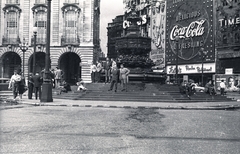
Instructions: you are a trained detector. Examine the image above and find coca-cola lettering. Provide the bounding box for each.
[170,19,206,40]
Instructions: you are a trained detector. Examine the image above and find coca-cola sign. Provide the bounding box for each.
[170,19,206,40]
[166,0,214,64]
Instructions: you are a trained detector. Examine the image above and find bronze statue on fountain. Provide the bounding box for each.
[115,3,154,74]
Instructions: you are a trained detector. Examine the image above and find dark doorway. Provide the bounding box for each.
[59,52,81,85]
[1,52,21,78]
[29,52,46,74]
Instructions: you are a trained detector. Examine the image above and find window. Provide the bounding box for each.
[6,0,19,4]
[65,0,78,3]
[32,5,47,44]
[35,11,47,44]
[35,0,46,4]
[62,5,80,45]
[65,10,77,43]
[3,6,21,45]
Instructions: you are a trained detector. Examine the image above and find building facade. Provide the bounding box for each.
[107,15,125,59]
[215,0,240,74]
[0,0,100,84]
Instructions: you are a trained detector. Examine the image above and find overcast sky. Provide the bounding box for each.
[100,0,124,55]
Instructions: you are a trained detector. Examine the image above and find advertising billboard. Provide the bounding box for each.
[166,0,215,65]
[214,74,240,92]
[149,1,166,69]
[215,0,240,48]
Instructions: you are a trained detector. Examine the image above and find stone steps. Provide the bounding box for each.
[0,83,236,103]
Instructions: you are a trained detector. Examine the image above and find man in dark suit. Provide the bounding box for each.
[103,58,112,83]
[32,72,42,100]
[108,66,119,92]
[28,73,34,99]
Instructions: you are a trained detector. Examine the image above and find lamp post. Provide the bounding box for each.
[33,26,37,75]
[19,38,29,76]
[200,48,208,86]
[175,35,180,85]
[41,0,53,102]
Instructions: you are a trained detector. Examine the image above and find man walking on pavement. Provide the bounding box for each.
[8,70,21,100]
[28,73,34,99]
[32,72,42,100]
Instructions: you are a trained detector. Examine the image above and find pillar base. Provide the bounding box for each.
[40,82,53,102]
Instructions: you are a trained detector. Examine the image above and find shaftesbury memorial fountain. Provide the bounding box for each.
[115,4,154,77]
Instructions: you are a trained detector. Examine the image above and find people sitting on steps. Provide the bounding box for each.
[76,79,87,91]
[179,80,194,99]
[59,80,71,94]
[205,80,216,96]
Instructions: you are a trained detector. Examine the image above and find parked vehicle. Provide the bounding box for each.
[192,83,205,92]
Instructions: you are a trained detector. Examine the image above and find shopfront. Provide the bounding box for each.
[166,63,215,85]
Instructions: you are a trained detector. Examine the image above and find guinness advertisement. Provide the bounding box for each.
[166,0,215,66]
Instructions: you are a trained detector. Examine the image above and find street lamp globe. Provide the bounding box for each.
[33,26,38,33]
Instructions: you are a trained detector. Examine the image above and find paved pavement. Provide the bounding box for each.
[1,94,240,110]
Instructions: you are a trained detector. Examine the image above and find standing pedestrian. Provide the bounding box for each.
[90,61,97,83]
[28,73,34,99]
[96,60,102,83]
[55,67,63,88]
[110,58,117,82]
[32,72,42,100]
[51,69,56,88]
[219,79,226,96]
[8,70,22,100]
[103,58,112,83]
[111,58,117,68]
[18,72,26,100]
[108,66,119,92]
[119,64,130,92]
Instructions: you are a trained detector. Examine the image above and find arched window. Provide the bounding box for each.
[61,5,80,46]
[2,5,21,45]
[235,32,240,43]
[32,5,47,44]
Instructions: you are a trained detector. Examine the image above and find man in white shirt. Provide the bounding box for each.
[219,79,226,96]
[8,70,21,99]
[96,60,102,83]
[90,61,97,83]
[55,67,63,88]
